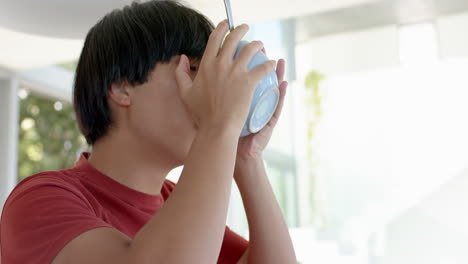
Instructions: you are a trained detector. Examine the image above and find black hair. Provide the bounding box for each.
[73,0,214,145]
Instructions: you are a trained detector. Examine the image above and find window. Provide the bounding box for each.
[17,88,88,182]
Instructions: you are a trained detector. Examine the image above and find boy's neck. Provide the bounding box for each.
[87,130,174,196]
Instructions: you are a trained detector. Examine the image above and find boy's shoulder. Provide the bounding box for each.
[3,168,81,207]
[14,168,79,192]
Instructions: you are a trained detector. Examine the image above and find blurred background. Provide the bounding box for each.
[1,0,468,263]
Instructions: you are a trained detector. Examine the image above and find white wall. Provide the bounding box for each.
[295,24,400,239]
[316,57,468,239]
[295,20,468,250]
[438,11,468,60]
[384,170,468,264]
[295,25,399,78]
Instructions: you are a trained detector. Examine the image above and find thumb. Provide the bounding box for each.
[175,54,192,97]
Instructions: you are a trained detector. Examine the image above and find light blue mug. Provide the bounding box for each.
[234,40,279,137]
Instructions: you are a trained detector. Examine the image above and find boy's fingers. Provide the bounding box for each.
[236,41,264,69]
[218,24,249,61]
[276,59,286,83]
[203,20,229,60]
[175,55,192,97]
[249,59,276,83]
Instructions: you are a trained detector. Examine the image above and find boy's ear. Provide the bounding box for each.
[109,82,131,107]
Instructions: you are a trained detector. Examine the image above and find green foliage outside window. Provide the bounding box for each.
[304,70,325,227]
[17,89,89,182]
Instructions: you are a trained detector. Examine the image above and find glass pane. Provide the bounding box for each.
[17,88,89,182]
[265,157,299,227]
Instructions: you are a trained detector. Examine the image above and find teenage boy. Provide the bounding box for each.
[0,1,296,263]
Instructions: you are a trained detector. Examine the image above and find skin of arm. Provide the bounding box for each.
[234,59,297,264]
[235,157,297,264]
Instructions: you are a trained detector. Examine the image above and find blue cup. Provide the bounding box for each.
[234,40,279,137]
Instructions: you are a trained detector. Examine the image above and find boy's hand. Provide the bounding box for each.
[175,21,277,135]
[235,59,288,162]
[232,59,296,263]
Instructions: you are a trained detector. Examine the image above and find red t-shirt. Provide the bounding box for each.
[0,153,248,264]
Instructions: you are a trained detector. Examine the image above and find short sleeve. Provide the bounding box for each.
[218,226,249,264]
[0,176,112,264]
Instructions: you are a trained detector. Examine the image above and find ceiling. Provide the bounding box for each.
[0,26,84,70]
[0,0,377,39]
[0,0,377,70]
[1,0,468,70]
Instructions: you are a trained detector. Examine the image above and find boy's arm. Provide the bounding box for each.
[232,58,296,264]
[234,157,297,264]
